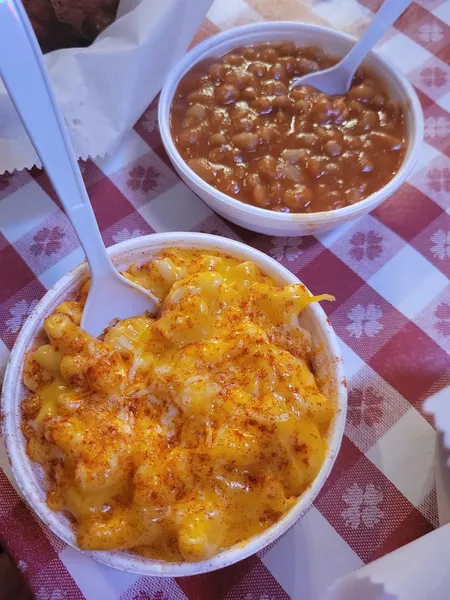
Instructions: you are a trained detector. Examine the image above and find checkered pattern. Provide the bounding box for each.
[0,1,449,598]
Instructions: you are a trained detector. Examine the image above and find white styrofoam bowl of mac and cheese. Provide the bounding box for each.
[2,232,346,576]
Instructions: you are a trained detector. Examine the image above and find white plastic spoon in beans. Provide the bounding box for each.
[290,0,412,95]
[0,0,159,338]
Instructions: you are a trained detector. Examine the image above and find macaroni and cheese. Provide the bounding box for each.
[21,249,334,562]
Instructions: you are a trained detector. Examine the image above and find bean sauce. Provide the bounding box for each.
[170,43,407,213]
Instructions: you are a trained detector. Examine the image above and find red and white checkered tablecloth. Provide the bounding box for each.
[1,0,450,598]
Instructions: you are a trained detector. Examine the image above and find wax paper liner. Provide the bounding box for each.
[0,0,213,173]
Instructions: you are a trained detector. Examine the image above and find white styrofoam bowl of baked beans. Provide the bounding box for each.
[2,232,346,576]
[159,22,423,236]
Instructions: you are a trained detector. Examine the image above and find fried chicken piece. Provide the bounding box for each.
[50,0,119,42]
[23,0,88,52]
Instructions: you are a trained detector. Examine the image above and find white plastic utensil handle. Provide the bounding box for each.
[0,0,116,280]
[338,0,412,81]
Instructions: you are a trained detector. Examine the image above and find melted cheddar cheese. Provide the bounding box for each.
[21,249,334,562]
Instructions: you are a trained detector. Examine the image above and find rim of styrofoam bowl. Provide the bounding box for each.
[2,232,346,576]
[158,22,424,236]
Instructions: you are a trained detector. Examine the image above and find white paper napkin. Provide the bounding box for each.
[323,386,450,600]
[324,523,450,600]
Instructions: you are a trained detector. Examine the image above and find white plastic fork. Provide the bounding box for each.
[290,0,412,95]
[0,0,159,338]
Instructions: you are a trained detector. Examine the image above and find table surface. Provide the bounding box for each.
[1,0,449,598]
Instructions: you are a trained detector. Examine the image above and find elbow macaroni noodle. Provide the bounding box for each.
[21,249,334,562]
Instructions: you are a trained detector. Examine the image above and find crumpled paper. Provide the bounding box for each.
[0,0,213,173]
[324,523,450,600]
[323,386,450,600]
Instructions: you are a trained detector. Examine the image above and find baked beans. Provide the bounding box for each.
[170,43,407,213]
